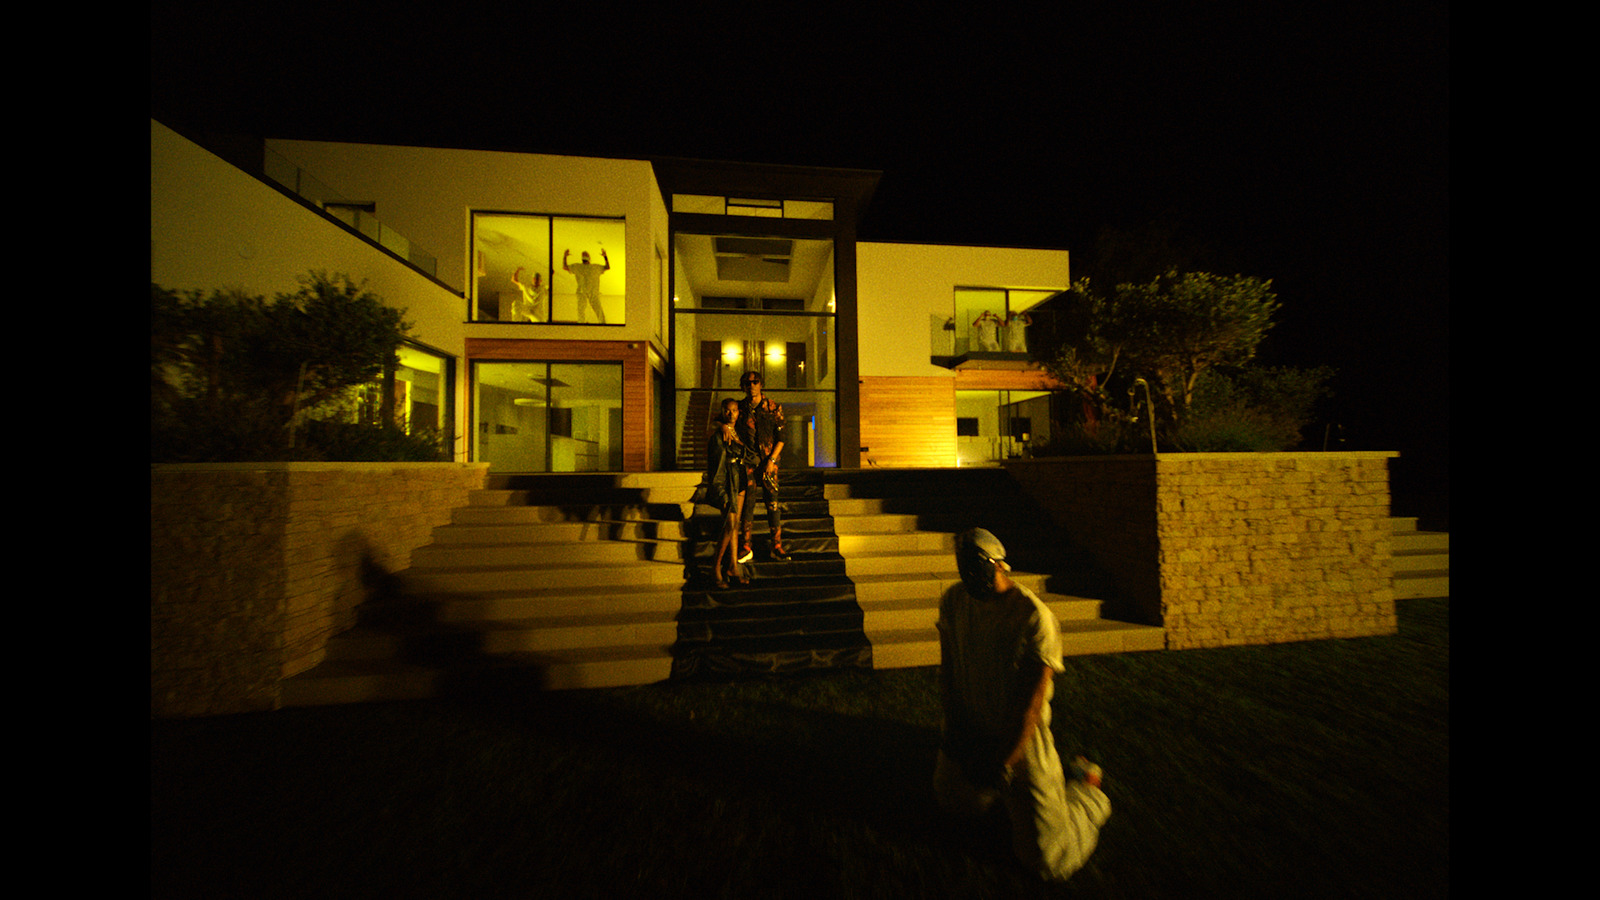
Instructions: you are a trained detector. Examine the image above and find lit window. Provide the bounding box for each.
[472,213,625,325]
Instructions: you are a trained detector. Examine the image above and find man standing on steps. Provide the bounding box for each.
[735,370,787,562]
[934,528,1110,882]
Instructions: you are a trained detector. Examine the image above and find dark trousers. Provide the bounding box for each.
[739,468,781,551]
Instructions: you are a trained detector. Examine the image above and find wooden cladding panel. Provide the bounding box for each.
[858,376,956,468]
[953,367,1065,392]
[465,339,654,472]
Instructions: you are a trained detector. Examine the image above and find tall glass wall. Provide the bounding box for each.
[472,361,623,472]
[955,389,1053,466]
[344,343,452,450]
[672,232,837,468]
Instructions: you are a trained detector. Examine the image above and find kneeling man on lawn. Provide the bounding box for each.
[934,528,1111,882]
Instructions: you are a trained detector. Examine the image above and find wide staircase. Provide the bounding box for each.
[1392,517,1449,599]
[822,468,1166,667]
[278,469,1156,707]
[674,468,873,678]
[282,473,700,706]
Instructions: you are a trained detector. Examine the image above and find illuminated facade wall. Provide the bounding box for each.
[152,119,1076,472]
[854,242,1071,466]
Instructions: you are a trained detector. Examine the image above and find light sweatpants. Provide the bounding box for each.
[934,749,1112,881]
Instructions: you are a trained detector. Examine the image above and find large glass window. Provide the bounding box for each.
[472,213,626,325]
[672,232,838,468]
[472,361,623,472]
[671,194,833,221]
[393,345,449,437]
[343,343,453,451]
[956,389,1053,466]
[949,287,1055,356]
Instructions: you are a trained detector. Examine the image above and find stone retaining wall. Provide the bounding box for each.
[1005,452,1398,650]
[150,462,488,717]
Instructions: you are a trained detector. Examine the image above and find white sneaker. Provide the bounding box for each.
[737,549,753,564]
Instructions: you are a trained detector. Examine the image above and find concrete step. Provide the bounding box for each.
[1389,517,1447,599]
[841,550,1047,581]
[411,540,677,569]
[858,591,1105,633]
[452,501,687,523]
[426,584,686,623]
[1392,550,1448,574]
[474,611,679,654]
[1393,530,1448,552]
[1395,574,1448,599]
[829,512,923,534]
[281,643,677,706]
[866,617,1167,669]
[433,518,690,544]
[397,559,685,594]
[837,531,953,555]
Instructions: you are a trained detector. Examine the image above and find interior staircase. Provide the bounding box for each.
[676,390,714,472]
[1392,517,1450,599]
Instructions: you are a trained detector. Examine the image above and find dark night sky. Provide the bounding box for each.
[151,3,1448,505]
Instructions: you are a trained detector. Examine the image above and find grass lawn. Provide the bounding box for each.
[151,598,1447,899]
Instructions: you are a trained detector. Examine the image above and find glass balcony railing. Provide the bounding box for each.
[930,304,1062,363]
[263,148,439,278]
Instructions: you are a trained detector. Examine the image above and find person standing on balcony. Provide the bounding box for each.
[1005,310,1032,352]
[974,310,1003,351]
[934,528,1111,883]
[563,248,610,324]
[736,371,788,562]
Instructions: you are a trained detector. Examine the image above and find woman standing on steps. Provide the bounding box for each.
[706,398,753,589]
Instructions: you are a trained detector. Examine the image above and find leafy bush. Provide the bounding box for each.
[293,421,446,462]
[1034,417,1132,456]
[1173,365,1335,451]
[151,272,434,463]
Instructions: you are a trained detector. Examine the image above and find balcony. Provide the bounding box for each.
[929,300,1062,371]
[262,148,440,279]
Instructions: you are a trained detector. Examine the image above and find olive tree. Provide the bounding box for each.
[1038,269,1292,447]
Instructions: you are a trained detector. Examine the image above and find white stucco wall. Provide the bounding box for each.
[151,121,469,354]
[263,138,670,350]
[151,120,472,457]
[855,241,1071,378]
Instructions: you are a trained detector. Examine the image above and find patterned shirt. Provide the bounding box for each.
[737,395,784,457]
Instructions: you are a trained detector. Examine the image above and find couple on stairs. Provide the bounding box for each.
[706,371,789,589]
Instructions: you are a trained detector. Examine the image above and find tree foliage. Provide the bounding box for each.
[151,272,435,462]
[1036,269,1330,452]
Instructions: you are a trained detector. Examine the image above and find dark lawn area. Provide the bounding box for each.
[151,598,1447,899]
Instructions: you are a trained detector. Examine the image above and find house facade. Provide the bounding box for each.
[150,118,1071,472]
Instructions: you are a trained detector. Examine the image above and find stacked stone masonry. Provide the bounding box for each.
[1005,452,1399,651]
[151,463,488,717]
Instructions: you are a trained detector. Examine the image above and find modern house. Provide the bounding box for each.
[151,118,1425,714]
[151,118,1072,472]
